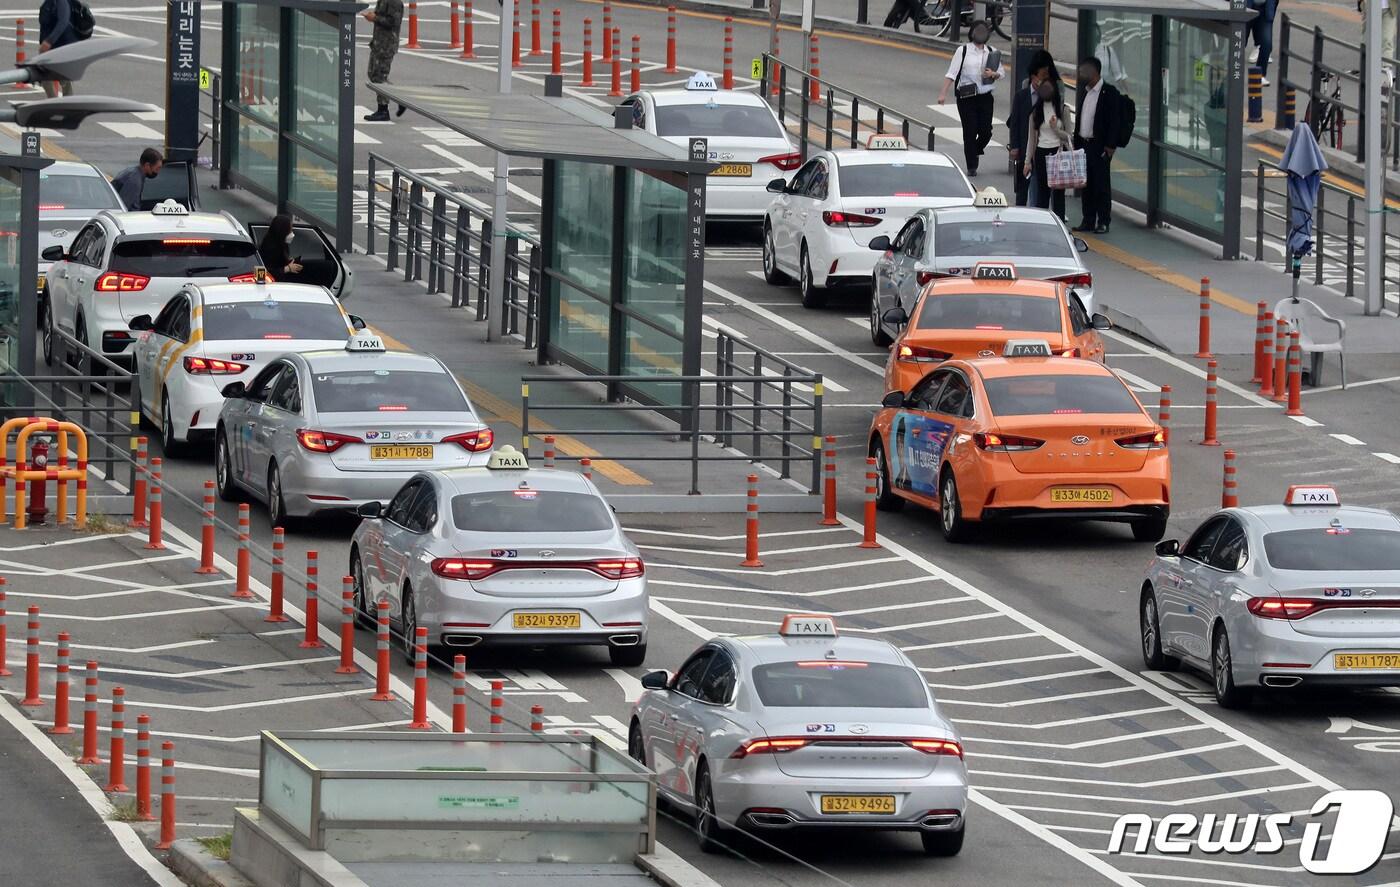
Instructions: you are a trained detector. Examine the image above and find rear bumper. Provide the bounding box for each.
[966,468,1170,522]
[1231,618,1400,687]
[421,577,649,650]
[706,182,776,220]
[712,762,968,830]
[280,454,490,517]
[979,504,1169,524]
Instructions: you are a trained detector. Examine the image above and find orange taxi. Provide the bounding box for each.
[867,340,1170,543]
[880,262,1110,396]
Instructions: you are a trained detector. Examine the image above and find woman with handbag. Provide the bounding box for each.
[1023,77,1072,221]
[937,20,1003,176]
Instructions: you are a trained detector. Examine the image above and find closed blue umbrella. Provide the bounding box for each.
[1280,122,1327,272]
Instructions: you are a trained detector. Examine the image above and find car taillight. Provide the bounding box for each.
[759,152,803,171]
[442,428,495,452]
[1059,347,1081,357]
[184,356,247,375]
[228,271,274,283]
[907,739,963,758]
[1115,429,1166,450]
[822,210,881,228]
[973,432,1044,452]
[591,558,645,580]
[896,344,951,363]
[1053,272,1093,288]
[1247,597,1321,620]
[95,272,150,292]
[432,557,643,580]
[916,270,950,286]
[432,559,500,580]
[295,429,361,453]
[730,737,808,758]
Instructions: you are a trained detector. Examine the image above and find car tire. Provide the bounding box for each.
[921,821,965,856]
[75,316,96,375]
[351,548,374,628]
[695,764,728,855]
[1211,625,1252,709]
[799,244,826,309]
[267,462,298,531]
[41,297,54,367]
[1139,588,1180,671]
[215,430,241,502]
[938,469,971,543]
[609,642,647,668]
[871,440,904,512]
[762,223,789,285]
[1131,515,1169,542]
[870,280,893,347]
[160,391,183,458]
[400,585,420,665]
[628,720,647,767]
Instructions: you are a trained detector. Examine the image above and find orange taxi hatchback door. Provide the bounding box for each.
[913,290,1066,359]
[983,372,1155,474]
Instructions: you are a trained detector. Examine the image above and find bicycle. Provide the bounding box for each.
[925,0,1010,41]
[1304,69,1347,150]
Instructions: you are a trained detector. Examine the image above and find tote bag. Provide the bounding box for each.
[1046,148,1087,190]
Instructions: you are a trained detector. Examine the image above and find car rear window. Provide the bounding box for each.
[653,104,784,139]
[110,238,258,278]
[1262,528,1400,571]
[202,300,348,342]
[39,174,121,210]
[915,293,1061,333]
[935,219,1073,258]
[451,490,614,532]
[839,164,972,199]
[984,374,1142,416]
[751,662,929,708]
[310,370,469,413]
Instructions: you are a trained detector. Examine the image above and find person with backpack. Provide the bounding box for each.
[1073,56,1122,235]
[38,0,91,97]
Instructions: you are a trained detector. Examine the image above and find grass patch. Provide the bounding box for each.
[196,833,232,861]
[108,800,142,822]
[78,512,123,534]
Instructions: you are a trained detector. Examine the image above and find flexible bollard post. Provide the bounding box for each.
[410,627,431,729]
[1272,319,1288,404]
[452,655,468,733]
[741,474,763,568]
[1195,278,1212,358]
[267,527,288,622]
[450,0,461,47]
[1202,360,1220,446]
[337,578,357,674]
[195,481,218,574]
[490,679,504,732]
[530,703,544,733]
[21,605,40,706]
[809,34,821,102]
[406,1,420,48]
[531,0,543,55]
[372,601,393,701]
[1247,66,1263,122]
[156,741,176,849]
[512,0,522,67]
[1283,85,1297,129]
[461,0,474,58]
[233,504,254,599]
[1286,331,1304,416]
[130,437,148,529]
[106,686,128,792]
[821,434,838,526]
[1158,385,1172,444]
[631,34,640,94]
[0,581,10,677]
[145,457,164,550]
[77,661,100,764]
[551,9,561,75]
[1222,450,1239,508]
[1251,301,1267,384]
[722,17,734,89]
[665,6,678,73]
[1259,311,1277,396]
[51,631,72,734]
[543,435,555,468]
[609,29,622,97]
[13,20,25,90]
[136,714,154,820]
[860,457,880,549]
[582,18,594,85]
[580,457,593,481]
[771,32,781,96]
[301,551,322,649]
[602,1,612,61]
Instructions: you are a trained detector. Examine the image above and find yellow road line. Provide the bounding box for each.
[1083,236,1258,317]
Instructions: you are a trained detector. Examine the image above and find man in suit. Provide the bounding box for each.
[1074,56,1121,234]
[1007,51,1054,206]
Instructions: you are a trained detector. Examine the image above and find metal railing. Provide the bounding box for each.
[366,153,541,345]
[198,67,222,170]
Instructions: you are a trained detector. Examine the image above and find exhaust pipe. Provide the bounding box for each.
[444,635,482,647]
[1262,675,1302,688]
[609,634,641,646]
[747,812,796,827]
[922,813,961,828]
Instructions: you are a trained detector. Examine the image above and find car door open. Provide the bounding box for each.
[249,223,352,300]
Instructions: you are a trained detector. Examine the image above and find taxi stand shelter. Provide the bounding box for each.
[371,79,717,413]
[1056,0,1255,259]
[0,148,52,378]
[217,0,364,252]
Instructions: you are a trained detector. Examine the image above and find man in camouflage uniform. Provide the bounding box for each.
[363,0,405,122]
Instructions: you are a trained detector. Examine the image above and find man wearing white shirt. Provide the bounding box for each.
[1074,57,1122,234]
[936,20,1004,176]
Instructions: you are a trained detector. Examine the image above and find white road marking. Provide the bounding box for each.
[1289,414,1324,427]
[1329,432,1366,445]
[1112,367,1157,393]
[604,668,644,704]
[928,666,1107,691]
[920,652,1078,672]
[98,121,163,140]
[703,280,888,377]
[1375,452,1400,464]
[646,575,930,597]
[1103,330,1279,408]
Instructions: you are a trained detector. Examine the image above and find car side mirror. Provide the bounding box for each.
[1074,237,1089,253]
[1091,313,1112,331]
[882,306,909,326]
[1155,539,1180,557]
[640,670,670,690]
[881,390,905,408]
[41,245,64,261]
[127,314,152,331]
[766,177,787,194]
[348,314,366,331]
[869,235,892,252]
[357,500,383,519]
[220,381,247,399]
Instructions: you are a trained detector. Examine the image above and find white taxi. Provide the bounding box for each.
[622,72,800,221]
[763,135,974,308]
[130,273,364,453]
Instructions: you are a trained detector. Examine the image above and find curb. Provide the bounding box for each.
[1100,302,1173,354]
[168,840,256,887]
[637,844,724,887]
[1252,127,1400,201]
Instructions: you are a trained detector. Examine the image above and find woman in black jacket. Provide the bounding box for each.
[258,215,306,282]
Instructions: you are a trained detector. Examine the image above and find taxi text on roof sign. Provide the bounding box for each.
[152,198,189,216]
[972,187,1008,208]
[345,333,386,353]
[866,134,908,150]
[973,261,1016,280]
[488,445,529,470]
[779,614,838,637]
[1285,484,1340,506]
[686,71,718,91]
[1003,339,1052,358]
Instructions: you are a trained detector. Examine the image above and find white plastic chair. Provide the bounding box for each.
[1274,297,1346,388]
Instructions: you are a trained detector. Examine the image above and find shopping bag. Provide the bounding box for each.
[1046,148,1087,190]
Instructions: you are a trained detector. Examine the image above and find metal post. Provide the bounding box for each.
[1347,194,1357,299]
[488,0,514,340]
[387,170,402,271]
[1275,14,1291,128]
[1366,0,1385,314]
[367,155,377,256]
[1254,161,1265,261]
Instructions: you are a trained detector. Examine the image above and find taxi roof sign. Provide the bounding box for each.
[972,187,1008,208]
[686,71,718,91]
[1003,339,1052,358]
[487,445,529,470]
[973,261,1016,281]
[1285,484,1340,506]
[866,134,907,150]
[345,333,386,353]
[779,614,838,637]
[151,199,189,216]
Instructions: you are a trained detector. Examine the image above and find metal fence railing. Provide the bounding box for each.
[713,327,824,486]
[366,153,541,346]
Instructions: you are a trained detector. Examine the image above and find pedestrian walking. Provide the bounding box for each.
[1023,76,1071,221]
[1073,56,1121,235]
[1247,0,1279,85]
[882,0,936,32]
[363,0,407,122]
[937,19,1003,177]
[1007,50,1055,206]
[38,0,80,97]
[110,148,163,212]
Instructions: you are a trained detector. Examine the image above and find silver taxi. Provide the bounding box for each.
[1141,484,1400,708]
[630,615,967,855]
[348,446,648,666]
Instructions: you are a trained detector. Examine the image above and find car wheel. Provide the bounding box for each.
[628,720,647,767]
[799,244,826,309]
[75,317,96,375]
[762,223,789,285]
[870,281,893,347]
[1139,589,1180,671]
[871,440,904,512]
[609,642,647,668]
[1132,515,1169,542]
[41,297,54,366]
[267,462,297,531]
[215,430,240,501]
[1211,625,1252,709]
[921,821,965,856]
[351,548,374,628]
[160,391,183,458]
[938,469,970,543]
[695,764,728,854]
[400,586,420,665]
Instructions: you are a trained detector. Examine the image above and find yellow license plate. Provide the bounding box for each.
[712,163,752,177]
[1334,653,1400,670]
[37,274,45,291]
[820,794,896,815]
[513,612,581,630]
[1050,487,1113,503]
[370,445,433,460]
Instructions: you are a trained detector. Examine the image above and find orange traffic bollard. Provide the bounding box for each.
[1286,331,1304,416]
[544,435,555,468]
[409,627,431,729]
[372,600,394,701]
[233,504,253,599]
[821,434,838,526]
[1202,360,1220,446]
[14,20,25,91]
[722,17,734,89]
[1251,301,1267,384]
[809,34,821,102]
[21,605,40,706]
[1195,277,1212,358]
[1222,449,1239,508]
[490,679,504,732]
[197,481,218,574]
[145,457,164,550]
[406,1,420,49]
[602,0,612,61]
[1272,319,1288,404]
[267,527,288,622]
[337,577,357,674]
[741,474,763,567]
[860,457,880,549]
[130,436,148,529]
[531,703,544,733]
[106,686,128,792]
[301,551,322,649]
[531,0,543,55]
[665,6,678,73]
[581,457,593,480]
[512,0,522,68]
[582,18,594,85]
[77,661,100,764]
[1158,385,1172,444]
[450,0,461,48]
[771,32,781,96]
[631,34,640,94]
[156,741,176,850]
[452,654,468,733]
[51,631,72,734]
[551,9,561,75]
[1259,310,1276,396]
[461,0,475,58]
[609,30,622,97]
[136,713,154,820]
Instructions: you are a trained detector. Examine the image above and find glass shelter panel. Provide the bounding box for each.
[292,10,339,153]
[1161,18,1227,240]
[1086,11,1152,208]
[289,142,338,223]
[231,3,281,191]
[0,174,19,372]
[550,161,614,371]
[623,169,686,403]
